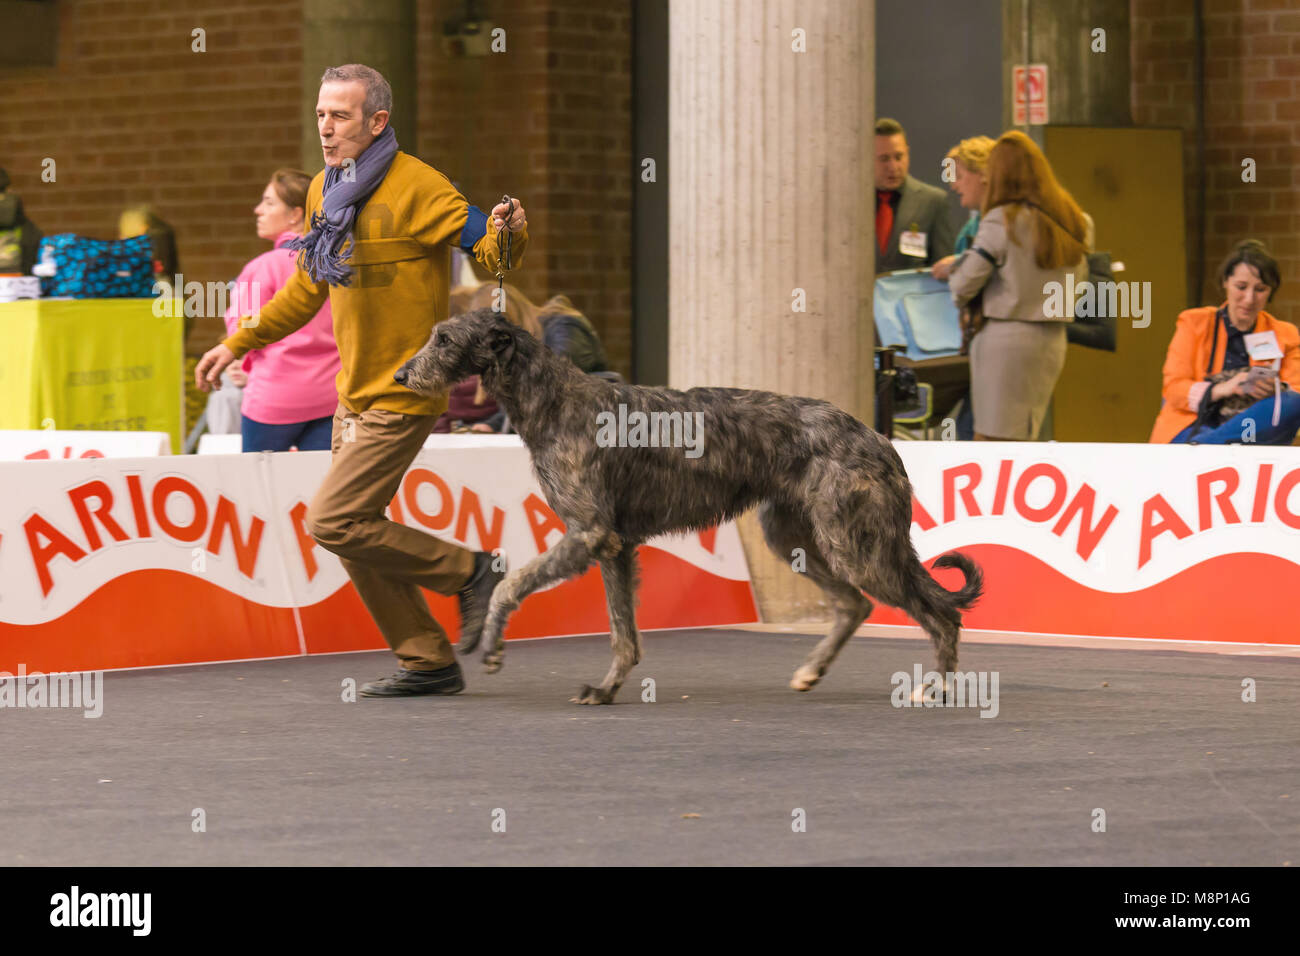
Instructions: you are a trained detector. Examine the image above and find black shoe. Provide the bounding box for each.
[457,551,505,654]
[359,662,465,697]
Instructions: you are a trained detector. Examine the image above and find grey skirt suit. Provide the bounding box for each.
[948,204,1093,440]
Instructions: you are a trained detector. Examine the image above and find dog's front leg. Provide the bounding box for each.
[573,546,641,705]
[481,531,597,673]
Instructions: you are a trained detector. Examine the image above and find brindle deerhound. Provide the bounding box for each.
[395,308,983,705]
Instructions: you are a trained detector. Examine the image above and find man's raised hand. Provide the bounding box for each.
[491,198,527,232]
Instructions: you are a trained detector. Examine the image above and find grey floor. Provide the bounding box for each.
[4,629,1298,866]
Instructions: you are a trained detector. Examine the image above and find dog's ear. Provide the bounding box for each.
[489,324,517,367]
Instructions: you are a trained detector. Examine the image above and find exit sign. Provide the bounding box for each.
[1013,64,1049,125]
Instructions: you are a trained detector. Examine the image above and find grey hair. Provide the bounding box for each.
[320,64,392,119]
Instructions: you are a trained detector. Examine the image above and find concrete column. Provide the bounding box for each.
[300,0,418,174]
[668,0,876,622]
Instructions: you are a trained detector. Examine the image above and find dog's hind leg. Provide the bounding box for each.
[893,565,962,675]
[856,552,964,699]
[480,529,606,673]
[572,544,642,705]
[757,502,873,692]
[788,575,873,693]
[797,466,972,687]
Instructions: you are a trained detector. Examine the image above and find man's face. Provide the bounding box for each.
[875,133,909,191]
[316,81,386,168]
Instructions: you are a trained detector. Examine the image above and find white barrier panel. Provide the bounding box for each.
[0,444,759,673]
[197,433,528,454]
[874,441,1300,645]
[0,430,171,460]
[197,433,243,455]
[423,434,528,448]
[6,436,1285,673]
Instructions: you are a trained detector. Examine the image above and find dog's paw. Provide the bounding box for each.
[909,675,954,704]
[789,665,821,692]
[569,684,614,705]
[482,652,504,674]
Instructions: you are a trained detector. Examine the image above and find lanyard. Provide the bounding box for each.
[495,194,515,311]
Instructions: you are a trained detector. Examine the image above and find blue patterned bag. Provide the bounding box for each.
[36,233,155,298]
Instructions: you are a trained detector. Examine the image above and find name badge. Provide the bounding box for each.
[899,229,927,259]
[1244,330,1283,361]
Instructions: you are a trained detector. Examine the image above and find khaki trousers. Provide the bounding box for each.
[306,402,476,670]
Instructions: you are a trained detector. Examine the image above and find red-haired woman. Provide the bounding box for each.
[948,130,1093,441]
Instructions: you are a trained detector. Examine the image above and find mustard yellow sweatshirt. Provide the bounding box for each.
[222,151,528,416]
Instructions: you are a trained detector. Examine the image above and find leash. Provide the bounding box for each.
[495,194,515,312]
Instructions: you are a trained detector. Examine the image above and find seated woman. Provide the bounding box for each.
[433,283,613,434]
[120,204,181,328]
[1150,239,1300,445]
[433,282,545,434]
[537,293,610,373]
[431,284,489,432]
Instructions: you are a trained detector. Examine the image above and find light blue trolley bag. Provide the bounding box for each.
[873,268,963,362]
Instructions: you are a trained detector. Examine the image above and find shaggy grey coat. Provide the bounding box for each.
[396,308,983,704]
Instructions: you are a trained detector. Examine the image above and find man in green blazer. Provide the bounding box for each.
[874,118,957,273]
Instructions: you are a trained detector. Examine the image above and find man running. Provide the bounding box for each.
[196,63,528,698]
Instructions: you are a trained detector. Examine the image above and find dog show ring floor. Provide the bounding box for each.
[5,627,1298,866]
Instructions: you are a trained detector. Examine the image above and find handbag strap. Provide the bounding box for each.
[1189,309,1231,440]
[1204,306,1227,376]
[1021,200,1088,244]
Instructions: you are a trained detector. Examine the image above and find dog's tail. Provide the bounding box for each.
[922,550,984,612]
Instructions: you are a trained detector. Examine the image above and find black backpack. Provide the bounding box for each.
[1068,251,1118,351]
[0,192,41,275]
[542,311,609,373]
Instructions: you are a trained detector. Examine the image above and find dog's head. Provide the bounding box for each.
[394,307,523,396]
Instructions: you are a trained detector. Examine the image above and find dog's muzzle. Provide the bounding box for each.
[393,367,409,385]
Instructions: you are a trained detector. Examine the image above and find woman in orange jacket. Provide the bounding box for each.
[1150,240,1300,445]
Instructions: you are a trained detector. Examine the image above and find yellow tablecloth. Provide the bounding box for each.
[0,299,183,453]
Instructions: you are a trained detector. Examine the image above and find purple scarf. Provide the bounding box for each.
[287,126,399,286]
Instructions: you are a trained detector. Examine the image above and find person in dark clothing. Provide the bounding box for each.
[0,168,43,276]
[539,295,608,373]
[120,205,184,336]
[432,283,613,434]
[874,118,957,273]
[433,282,543,433]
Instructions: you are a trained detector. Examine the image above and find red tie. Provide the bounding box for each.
[876,190,896,256]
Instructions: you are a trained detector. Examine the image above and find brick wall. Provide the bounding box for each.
[1131,0,1300,328]
[417,0,633,375]
[0,0,304,353]
[0,0,633,373]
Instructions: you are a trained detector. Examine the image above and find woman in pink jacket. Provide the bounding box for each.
[222,168,339,451]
